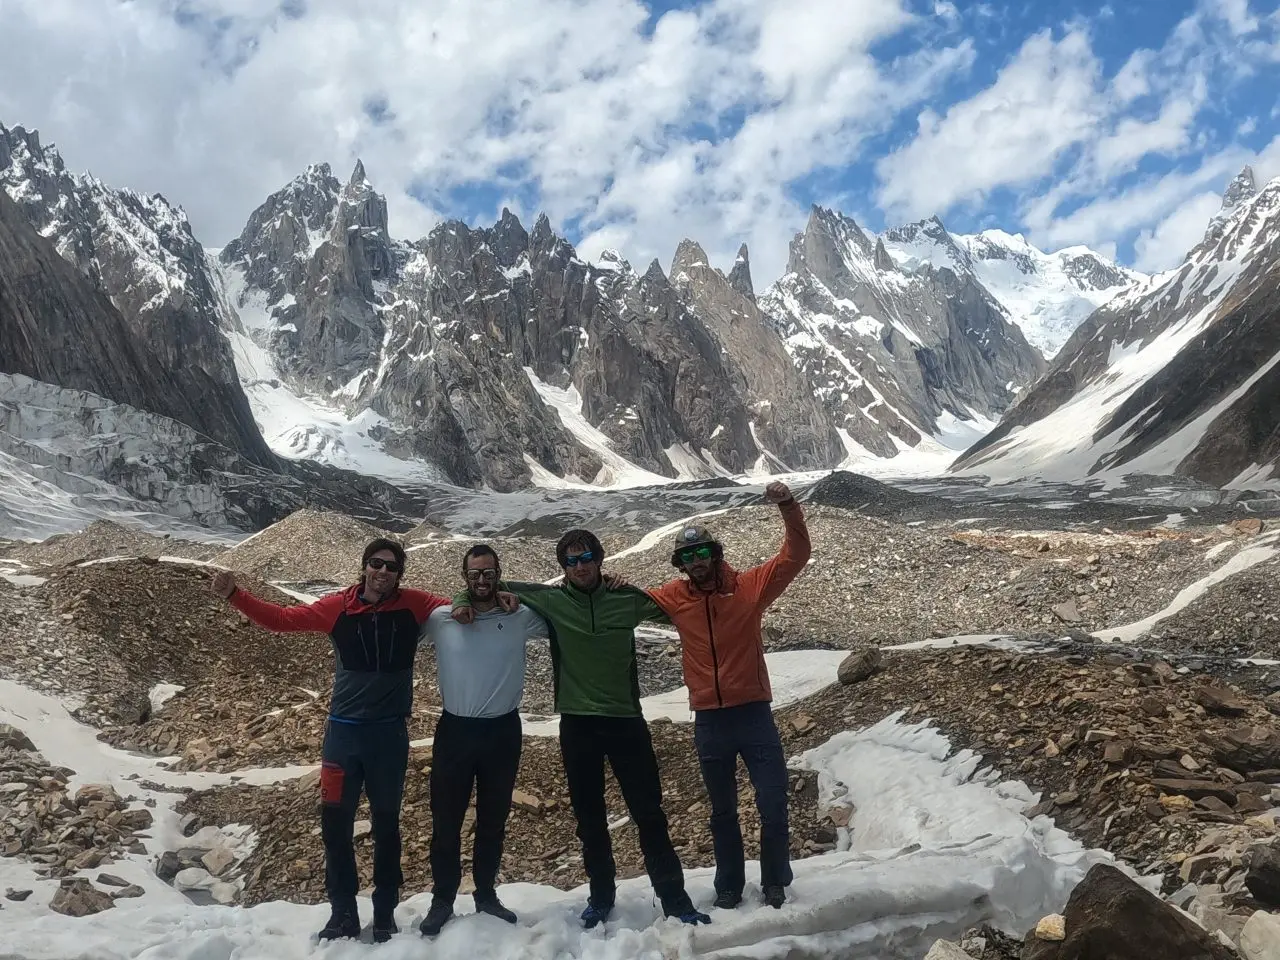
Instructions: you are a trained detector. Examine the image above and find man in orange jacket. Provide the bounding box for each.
[645,480,810,911]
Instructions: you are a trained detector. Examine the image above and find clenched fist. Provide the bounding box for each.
[764,481,794,504]
[211,570,237,599]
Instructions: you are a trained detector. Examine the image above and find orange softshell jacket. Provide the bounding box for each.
[648,501,811,711]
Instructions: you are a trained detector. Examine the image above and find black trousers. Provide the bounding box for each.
[429,709,522,902]
[559,713,693,916]
[694,701,793,895]
[320,718,409,916]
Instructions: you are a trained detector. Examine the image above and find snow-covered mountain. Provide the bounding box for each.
[953,231,1142,357]
[218,165,848,490]
[760,208,1048,460]
[0,123,274,467]
[953,167,1280,490]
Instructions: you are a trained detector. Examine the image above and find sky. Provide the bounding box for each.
[2,0,1279,286]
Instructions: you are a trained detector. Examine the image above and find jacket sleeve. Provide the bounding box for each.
[229,588,345,634]
[644,582,679,621]
[402,588,451,625]
[626,586,670,626]
[740,500,811,609]
[520,606,552,640]
[453,581,556,620]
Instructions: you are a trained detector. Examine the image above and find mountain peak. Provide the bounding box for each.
[1204,165,1261,243]
[1223,165,1257,211]
[349,159,368,187]
[670,238,710,279]
[727,243,754,299]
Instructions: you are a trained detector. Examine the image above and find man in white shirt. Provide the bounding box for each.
[417,544,547,937]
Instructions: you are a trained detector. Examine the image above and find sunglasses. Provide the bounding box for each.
[465,569,499,581]
[563,551,597,567]
[677,545,716,565]
[366,558,402,573]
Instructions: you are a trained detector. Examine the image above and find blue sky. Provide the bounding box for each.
[3,0,1279,282]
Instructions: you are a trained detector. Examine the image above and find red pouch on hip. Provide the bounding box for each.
[320,761,345,806]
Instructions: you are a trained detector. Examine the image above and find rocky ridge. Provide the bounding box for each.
[0,123,273,465]
[955,167,1280,490]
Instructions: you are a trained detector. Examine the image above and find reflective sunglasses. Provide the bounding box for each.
[677,544,716,565]
[465,569,500,581]
[366,558,402,573]
[563,550,597,567]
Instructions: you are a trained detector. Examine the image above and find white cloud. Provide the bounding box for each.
[0,0,976,284]
[1132,191,1222,271]
[875,29,1105,219]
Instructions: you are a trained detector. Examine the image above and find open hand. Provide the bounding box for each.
[451,605,476,625]
[498,591,519,613]
[211,570,236,599]
[602,572,632,591]
[764,481,793,504]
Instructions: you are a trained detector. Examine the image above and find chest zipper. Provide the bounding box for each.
[705,596,723,708]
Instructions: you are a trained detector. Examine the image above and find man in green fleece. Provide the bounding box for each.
[453,528,710,929]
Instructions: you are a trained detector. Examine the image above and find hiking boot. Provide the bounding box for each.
[317,906,361,941]
[763,885,786,909]
[418,898,454,937]
[713,890,743,910]
[580,899,613,929]
[371,910,398,944]
[475,894,517,924]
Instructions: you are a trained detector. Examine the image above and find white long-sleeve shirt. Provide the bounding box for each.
[422,605,549,718]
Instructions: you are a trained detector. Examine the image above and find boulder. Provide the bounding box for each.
[49,878,115,917]
[1020,863,1235,959]
[924,942,971,960]
[1204,727,1280,776]
[1240,910,1280,960]
[1197,685,1250,717]
[1245,841,1280,907]
[838,648,882,685]
[112,884,146,900]
[0,723,37,752]
[155,851,181,882]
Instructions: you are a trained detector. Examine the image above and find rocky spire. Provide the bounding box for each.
[1222,166,1258,212]
[727,244,754,300]
[1204,166,1260,243]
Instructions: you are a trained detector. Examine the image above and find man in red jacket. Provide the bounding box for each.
[210,538,513,944]
[645,481,810,910]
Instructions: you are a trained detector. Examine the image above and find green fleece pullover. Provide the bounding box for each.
[453,581,667,717]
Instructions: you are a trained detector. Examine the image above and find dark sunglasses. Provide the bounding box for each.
[677,545,716,564]
[465,569,499,581]
[366,558,402,573]
[563,550,597,567]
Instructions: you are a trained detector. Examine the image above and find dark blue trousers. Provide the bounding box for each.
[319,717,409,916]
[694,701,793,896]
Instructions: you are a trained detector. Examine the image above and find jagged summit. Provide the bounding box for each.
[727,243,754,299]
[1204,165,1260,243]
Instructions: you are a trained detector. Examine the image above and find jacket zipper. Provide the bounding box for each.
[589,592,596,633]
[373,611,380,672]
[704,595,723,707]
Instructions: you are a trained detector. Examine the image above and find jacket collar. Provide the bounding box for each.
[681,561,739,597]
[346,582,400,612]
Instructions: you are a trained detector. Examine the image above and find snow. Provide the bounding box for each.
[954,270,1247,487]
[1094,530,1280,643]
[1103,344,1280,480]
[0,670,1112,960]
[521,367,676,489]
[216,264,447,485]
[149,683,186,713]
[956,232,1141,358]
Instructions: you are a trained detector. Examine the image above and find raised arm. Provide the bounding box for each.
[212,570,346,634]
[740,482,811,608]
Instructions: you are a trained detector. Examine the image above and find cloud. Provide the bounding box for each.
[875,29,1104,220]
[1132,191,1222,271]
[0,0,975,284]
